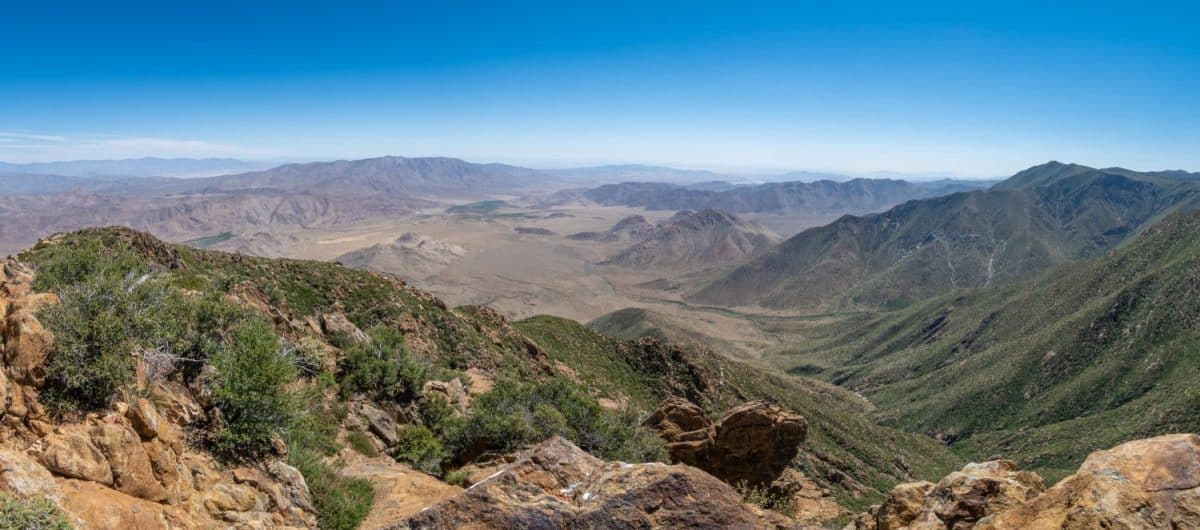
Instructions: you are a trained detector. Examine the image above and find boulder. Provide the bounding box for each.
[870,481,935,530]
[402,436,804,529]
[846,460,1043,530]
[89,423,168,502]
[422,378,470,411]
[645,399,808,487]
[0,447,63,502]
[266,460,315,513]
[125,398,161,440]
[39,431,114,486]
[321,311,369,343]
[978,434,1200,529]
[3,309,53,386]
[357,402,399,447]
[642,396,710,440]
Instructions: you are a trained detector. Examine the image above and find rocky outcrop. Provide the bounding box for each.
[846,434,1200,530]
[0,261,320,529]
[400,436,806,529]
[979,434,1200,529]
[645,398,808,487]
[337,448,461,529]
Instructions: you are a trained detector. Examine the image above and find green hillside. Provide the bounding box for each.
[693,162,1200,312]
[518,315,961,510]
[18,226,958,516]
[769,211,1200,479]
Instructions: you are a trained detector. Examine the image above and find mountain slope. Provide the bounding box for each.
[605,208,778,268]
[516,315,961,509]
[582,178,989,216]
[694,162,1200,311]
[768,210,1200,477]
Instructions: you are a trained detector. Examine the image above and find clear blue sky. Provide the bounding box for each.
[2,1,1198,176]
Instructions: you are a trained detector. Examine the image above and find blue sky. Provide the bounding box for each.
[2,1,1198,176]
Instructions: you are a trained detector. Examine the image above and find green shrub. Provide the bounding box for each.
[210,319,298,457]
[418,395,455,433]
[346,431,379,458]
[394,425,447,474]
[29,237,147,292]
[0,492,71,530]
[442,378,665,463]
[289,447,374,530]
[336,326,426,401]
[39,274,157,413]
[443,469,469,487]
[736,480,798,518]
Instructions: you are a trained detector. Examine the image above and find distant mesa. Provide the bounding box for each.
[514,226,555,236]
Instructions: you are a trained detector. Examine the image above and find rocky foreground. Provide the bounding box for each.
[845,434,1200,529]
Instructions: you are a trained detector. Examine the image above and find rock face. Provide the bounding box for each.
[847,434,1200,530]
[644,398,808,487]
[979,434,1200,529]
[400,436,804,529]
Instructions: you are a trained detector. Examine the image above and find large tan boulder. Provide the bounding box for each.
[979,434,1200,529]
[846,460,1044,530]
[4,308,53,386]
[39,431,114,485]
[401,436,806,529]
[89,422,168,502]
[126,398,162,440]
[645,399,808,487]
[871,481,935,530]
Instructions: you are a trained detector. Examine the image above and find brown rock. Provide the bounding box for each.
[402,436,803,529]
[4,309,53,386]
[125,398,161,440]
[847,460,1043,530]
[266,460,315,513]
[203,482,264,515]
[0,447,63,502]
[646,399,808,487]
[871,481,935,530]
[338,451,461,529]
[89,423,168,502]
[144,438,186,504]
[56,477,187,530]
[39,431,114,485]
[979,434,1200,530]
[357,402,399,447]
[643,396,710,440]
[422,378,470,411]
[1174,487,1200,528]
[321,311,369,343]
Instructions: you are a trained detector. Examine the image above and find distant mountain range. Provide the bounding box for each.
[581,178,991,216]
[0,157,270,178]
[692,162,1200,311]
